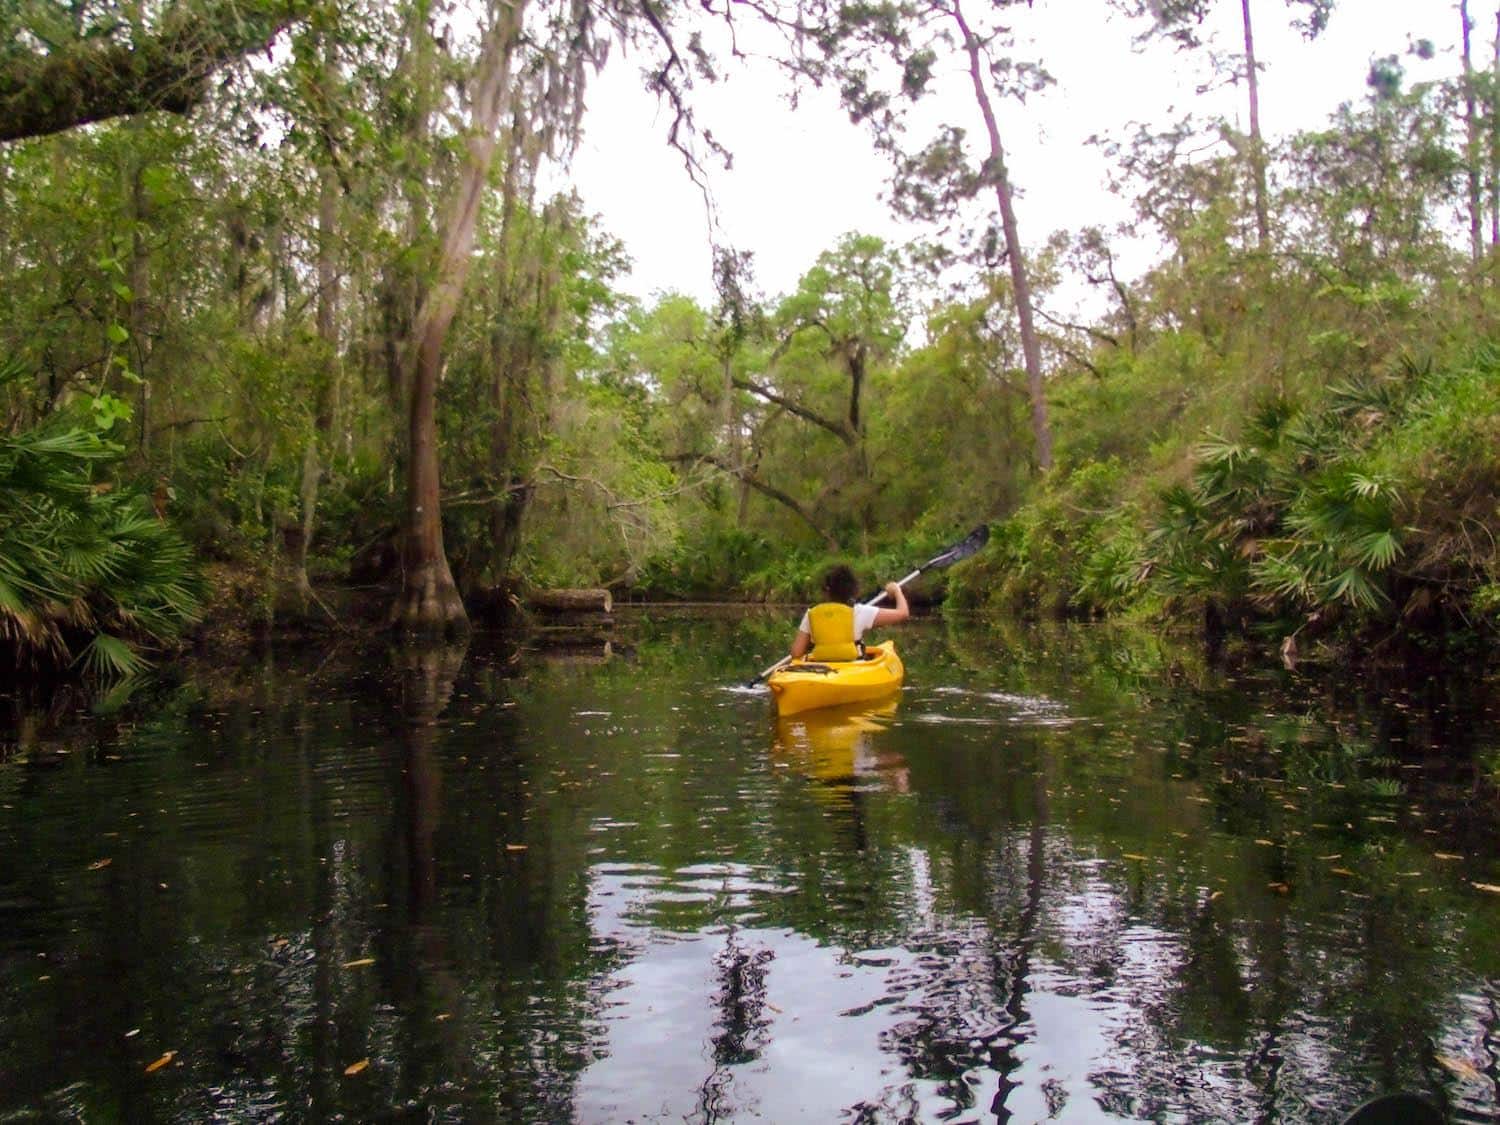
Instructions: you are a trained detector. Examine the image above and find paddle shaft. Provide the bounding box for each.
[862,569,920,607]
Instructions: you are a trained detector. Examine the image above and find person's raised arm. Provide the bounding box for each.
[872,582,909,627]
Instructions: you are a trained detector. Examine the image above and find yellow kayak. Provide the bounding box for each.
[767,642,905,716]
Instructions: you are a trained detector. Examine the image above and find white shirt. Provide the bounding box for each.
[797,603,881,640]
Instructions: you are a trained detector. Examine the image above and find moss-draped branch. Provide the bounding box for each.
[0,1,314,143]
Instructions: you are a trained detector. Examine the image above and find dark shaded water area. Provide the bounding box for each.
[2,610,1498,1123]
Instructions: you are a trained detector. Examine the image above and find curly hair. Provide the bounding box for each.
[821,564,858,603]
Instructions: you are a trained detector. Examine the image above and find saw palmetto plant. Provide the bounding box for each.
[1152,380,1408,625]
[0,416,203,677]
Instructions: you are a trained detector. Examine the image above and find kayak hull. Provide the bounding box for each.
[767,642,905,716]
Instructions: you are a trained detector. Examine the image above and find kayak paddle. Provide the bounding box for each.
[746,524,991,688]
[857,524,991,607]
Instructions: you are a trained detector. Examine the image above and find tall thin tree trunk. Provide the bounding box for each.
[1463,1,1484,273]
[721,352,751,524]
[126,151,150,453]
[1491,12,1499,247]
[1240,0,1270,249]
[295,156,341,599]
[952,0,1053,471]
[392,0,527,635]
[487,113,543,584]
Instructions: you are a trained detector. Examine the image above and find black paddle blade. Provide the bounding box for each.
[859,525,993,603]
[922,524,990,569]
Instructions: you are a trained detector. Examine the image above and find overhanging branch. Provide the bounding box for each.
[1,1,315,144]
[731,375,854,446]
[669,451,837,549]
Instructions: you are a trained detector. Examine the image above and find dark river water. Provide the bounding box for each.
[1,610,1498,1123]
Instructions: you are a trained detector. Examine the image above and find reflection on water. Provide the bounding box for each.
[1,614,1498,1122]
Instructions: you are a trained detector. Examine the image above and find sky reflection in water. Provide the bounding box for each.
[0,613,1497,1122]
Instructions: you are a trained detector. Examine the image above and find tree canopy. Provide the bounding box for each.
[0,0,1495,670]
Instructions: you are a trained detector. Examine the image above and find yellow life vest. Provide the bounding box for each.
[807,602,861,662]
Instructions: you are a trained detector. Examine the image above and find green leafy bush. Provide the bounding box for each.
[962,346,1500,642]
[1,413,204,675]
[635,527,779,598]
[948,461,1145,618]
[1149,351,1499,635]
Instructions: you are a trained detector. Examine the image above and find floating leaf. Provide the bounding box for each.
[1254,839,1276,846]
[1121,853,1148,861]
[1434,852,1463,861]
[1330,868,1355,877]
[1267,882,1291,894]
[1437,1054,1484,1081]
[144,1051,176,1073]
[88,858,113,870]
[1473,882,1500,895]
[341,958,375,969]
[505,844,528,852]
[343,1059,369,1076]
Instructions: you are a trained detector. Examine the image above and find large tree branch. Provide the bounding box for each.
[730,375,854,446]
[1,1,314,144]
[1034,305,1118,350]
[669,451,838,549]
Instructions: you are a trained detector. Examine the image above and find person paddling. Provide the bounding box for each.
[789,564,909,663]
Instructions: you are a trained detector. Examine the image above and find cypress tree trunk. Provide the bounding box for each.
[392,1,527,636]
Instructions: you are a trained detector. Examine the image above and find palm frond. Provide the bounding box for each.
[77,633,150,679]
[1,408,202,673]
[1325,566,1387,610]
[1352,529,1403,571]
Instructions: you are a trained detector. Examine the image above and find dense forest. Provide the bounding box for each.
[2,0,1498,678]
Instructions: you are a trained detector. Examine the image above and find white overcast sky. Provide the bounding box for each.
[562,0,1459,308]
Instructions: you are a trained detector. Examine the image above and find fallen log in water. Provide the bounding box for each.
[526,588,612,614]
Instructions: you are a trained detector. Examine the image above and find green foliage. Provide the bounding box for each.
[973,339,1500,644]
[636,528,778,599]
[0,409,203,674]
[948,462,1146,618]
[0,10,1493,661]
[741,549,827,603]
[1080,353,1494,635]
[1475,584,1500,624]
[1149,382,1409,625]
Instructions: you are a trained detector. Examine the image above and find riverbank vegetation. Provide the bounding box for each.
[2,0,1497,676]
